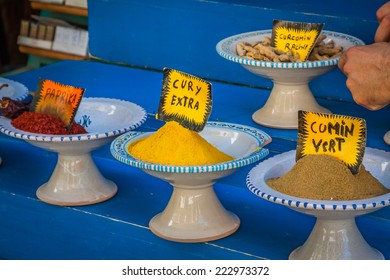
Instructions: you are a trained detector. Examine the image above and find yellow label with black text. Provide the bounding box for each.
[32,78,85,130]
[296,111,366,174]
[272,20,324,61]
[157,68,212,132]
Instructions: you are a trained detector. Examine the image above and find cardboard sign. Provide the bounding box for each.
[296,111,366,174]
[272,20,324,61]
[157,68,212,132]
[32,78,85,130]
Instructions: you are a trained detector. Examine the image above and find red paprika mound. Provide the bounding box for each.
[12,111,87,135]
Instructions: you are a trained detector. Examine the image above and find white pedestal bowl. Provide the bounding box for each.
[111,122,271,242]
[0,77,29,101]
[216,30,364,129]
[0,77,29,166]
[246,148,390,260]
[0,97,146,206]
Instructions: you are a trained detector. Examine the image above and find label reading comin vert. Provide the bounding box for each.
[32,78,85,131]
[272,20,324,61]
[296,111,366,174]
[157,68,212,132]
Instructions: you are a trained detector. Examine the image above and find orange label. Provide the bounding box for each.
[157,68,212,132]
[32,79,85,130]
[272,20,324,61]
[296,111,366,174]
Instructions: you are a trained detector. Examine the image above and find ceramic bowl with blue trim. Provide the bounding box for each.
[0,97,147,148]
[247,148,390,211]
[216,30,364,71]
[246,147,390,259]
[216,30,365,129]
[111,121,271,176]
[0,77,30,166]
[0,77,29,101]
[110,122,271,242]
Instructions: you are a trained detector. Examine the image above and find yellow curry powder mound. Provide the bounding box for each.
[127,121,234,166]
[267,154,389,200]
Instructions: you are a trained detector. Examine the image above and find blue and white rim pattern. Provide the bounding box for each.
[216,30,365,69]
[0,77,29,101]
[110,122,271,174]
[246,148,390,211]
[0,97,147,142]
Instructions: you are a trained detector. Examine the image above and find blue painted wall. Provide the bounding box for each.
[87,0,387,102]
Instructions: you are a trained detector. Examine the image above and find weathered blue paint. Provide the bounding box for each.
[88,0,386,102]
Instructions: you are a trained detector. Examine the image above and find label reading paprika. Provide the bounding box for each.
[272,20,324,61]
[157,68,212,132]
[32,78,85,130]
[296,111,366,174]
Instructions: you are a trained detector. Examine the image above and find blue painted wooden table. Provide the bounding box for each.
[0,0,389,260]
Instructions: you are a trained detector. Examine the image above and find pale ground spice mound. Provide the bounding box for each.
[266,154,389,200]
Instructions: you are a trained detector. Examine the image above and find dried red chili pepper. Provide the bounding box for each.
[0,97,31,119]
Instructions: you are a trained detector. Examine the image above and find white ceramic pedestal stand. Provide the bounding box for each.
[36,152,117,206]
[250,80,330,129]
[247,148,390,260]
[147,171,240,243]
[110,121,272,243]
[239,57,336,129]
[288,209,383,260]
[24,134,119,206]
[0,98,147,206]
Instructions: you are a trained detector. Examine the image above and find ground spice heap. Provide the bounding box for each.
[12,111,87,135]
[127,121,234,166]
[267,154,389,200]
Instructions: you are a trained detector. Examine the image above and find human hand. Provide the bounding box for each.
[338,42,390,110]
[375,1,390,42]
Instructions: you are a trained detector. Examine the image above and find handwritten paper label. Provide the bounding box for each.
[32,78,85,130]
[296,111,366,174]
[272,20,324,61]
[157,68,212,132]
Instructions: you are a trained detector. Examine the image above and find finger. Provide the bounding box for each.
[338,53,347,71]
[375,14,390,42]
[376,1,390,22]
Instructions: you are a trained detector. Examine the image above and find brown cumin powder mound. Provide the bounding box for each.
[266,154,389,200]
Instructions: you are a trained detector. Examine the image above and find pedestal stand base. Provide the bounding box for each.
[289,217,384,260]
[149,185,240,242]
[252,83,330,129]
[36,153,117,206]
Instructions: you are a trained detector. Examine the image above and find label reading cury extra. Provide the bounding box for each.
[32,78,85,131]
[296,111,366,174]
[157,68,212,132]
[272,20,324,61]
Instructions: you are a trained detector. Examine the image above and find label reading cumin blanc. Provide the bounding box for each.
[32,78,85,130]
[157,68,212,132]
[296,111,366,174]
[272,20,324,61]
